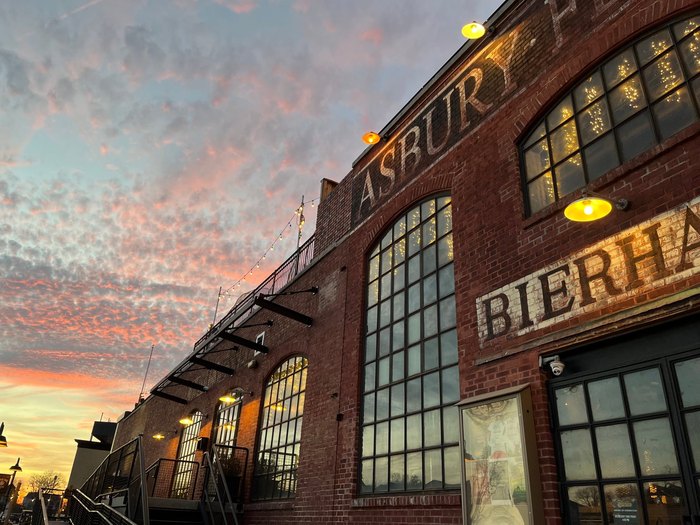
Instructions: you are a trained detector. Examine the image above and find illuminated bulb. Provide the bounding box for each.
[362,131,381,145]
[219,393,237,404]
[461,21,486,39]
[564,196,613,222]
[583,204,594,215]
[152,433,165,440]
[179,417,194,426]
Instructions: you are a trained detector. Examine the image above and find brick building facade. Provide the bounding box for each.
[111,0,700,523]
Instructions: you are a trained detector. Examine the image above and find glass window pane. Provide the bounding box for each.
[440,329,458,366]
[369,256,379,281]
[583,133,619,181]
[603,483,643,524]
[364,393,375,423]
[550,120,580,163]
[547,95,575,129]
[406,451,422,490]
[380,299,391,328]
[408,255,420,284]
[555,153,585,197]
[389,454,405,491]
[437,205,452,237]
[578,99,612,144]
[361,460,373,493]
[424,337,439,371]
[618,111,656,162]
[568,486,603,524]
[675,356,700,407]
[609,75,646,124]
[575,71,605,110]
[424,304,438,338]
[524,139,551,179]
[437,234,454,266]
[407,344,421,376]
[633,418,679,475]
[556,384,588,426]
[365,363,376,392]
[443,406,459,443]
[438,264,455,298]
[381,248,393,275]
[393,263,405,291]
[393,216,406,239]
[423,274,437,306]
[422,217,437,247]
[367,307,378,335]
[424,409,442,447]
[408,283,421,313]
[439,296,456,331]
[588,377,625,421]
[365,333,377,363]
[523,122,546,148]
[393,239,405,266]
[362,426,374,457]
[674,16,700,39]
[596,424,636,478]
[679,31,700,75]
[643,50,684,101]
[375,421,389,455]
[407,206,420,230]
[683,411,700,473]
[391,418,405,452]
[422,244,437,275]
[636,29,673,66]
[423,372,440,409]
[376,388,389,420]
[407,313,421,345]
[624,368,667,415]
[407,378,421,413]
[603,49,638,88]
[406,414,422,449]
[392,350,405,382]
[421,199,436,219]
[378,357,390,387]
[391,384,404,417]
[379,327,390,357]
[443,446,460,489]
[442,366,459,404]
[561,429,596,480]
[380,230,392,250]
[653,86,697,140]
[380,273,392,300]
[392,292,405,321]
[528,173,556,213]
[424,449,443,490]
[375,456,388,492]
[368,280,378,307]
[408,229,421,257]
[644,480,686,523]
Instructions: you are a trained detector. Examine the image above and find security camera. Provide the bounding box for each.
[549,357,565,376]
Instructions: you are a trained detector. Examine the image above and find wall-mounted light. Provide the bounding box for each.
[461,21,486,39]
[179,416,194,426]
[219,387,252,405]
[564,191,629,222]
[152,433,166,441]
[362,131,381,145]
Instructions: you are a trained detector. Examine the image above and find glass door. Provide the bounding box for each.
[551,350,700,524]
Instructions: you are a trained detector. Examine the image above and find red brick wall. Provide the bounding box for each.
[113,0,700,523]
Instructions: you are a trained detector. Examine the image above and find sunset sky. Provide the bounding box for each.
[0,0,495,486]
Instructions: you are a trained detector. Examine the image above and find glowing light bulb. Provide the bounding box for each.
[583,204,594,215]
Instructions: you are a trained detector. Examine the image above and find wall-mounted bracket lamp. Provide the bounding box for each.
[564,191,629,222]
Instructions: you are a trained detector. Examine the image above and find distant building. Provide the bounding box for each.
[67,421,116,490]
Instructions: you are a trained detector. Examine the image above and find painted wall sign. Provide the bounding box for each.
[351,0,632,226]
[477,196,700,346]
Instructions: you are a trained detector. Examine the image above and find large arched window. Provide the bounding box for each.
[360,194,460,494]
[522,14,700,215]
[173,410,204,498]
[213,398,242,450]
[253,356,308,500]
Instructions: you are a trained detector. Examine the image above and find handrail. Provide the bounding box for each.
[39,488,49,525]
[145,458,200,499]
[202,449,239,525]
[70,489,139,525]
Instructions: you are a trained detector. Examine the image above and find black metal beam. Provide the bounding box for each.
[189,356,235,375]
[151,390,188,405]
[219,331,269,354]
[167,375,208,392]
[254,296,313,327]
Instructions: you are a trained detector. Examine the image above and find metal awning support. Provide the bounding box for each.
[219,331,269,354]
[188,356,235,375]
[151,390,188,405]
[254,296,313,327]
[167,375,209,392]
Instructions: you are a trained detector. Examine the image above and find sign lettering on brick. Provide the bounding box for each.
[477,197,700,346]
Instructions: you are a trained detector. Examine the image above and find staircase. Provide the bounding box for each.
[148,498,202,525]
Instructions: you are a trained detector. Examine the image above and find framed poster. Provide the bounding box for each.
[458,385,543,524]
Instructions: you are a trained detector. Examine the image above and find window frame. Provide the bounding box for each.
[172,410,204,498]
[520,13,700,216]
[359,193,461,496]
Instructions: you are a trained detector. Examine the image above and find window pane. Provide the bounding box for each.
[380,273,392,300]
[683,411,700,473]
[653,86,697,140]
[424,304,438,338]
[408,283,421,313]
[380,299,391,327]
[422,217,437,247]
[392,351,405,382]
[406,414,422,449]
[636,29,673,66]
[424,449,443,490]
[391,418,405,452]
[443,406,459,443]
[376,388,389,420]
[407,344,421,376]
[369,256,379,281]
[368,280,379,307]
[424,337,439,371]
[547,95,574,129]
[588,377,625,421]
[381,248,393,275]
[556,384,588,426]
[421,199,436,219]
[437,234,453,266]
[679,31,700,75]
[423,274,437,306]
[443,447,460,489]
[561,429,596,480]
[550,120,580,163]
[393,292,405,321]
[424,409,442,447]
[364,393,375,423]
[437,205,452,237]
[393,216,406,239]
[361,460,373,493]
[408,255,420,284]
[527,173,556,213]
[391,384,404,417]
[389,454,405,491]
[407,206,420,230]
[555,153,585,197]
[618,111,656,162]
[624,368,667,415]
[365,363,375,392]
[393,238,406,265]
[365,333,376,362]
[393,263,405,291]
[644,480,685,523]
[375,456,388,492]
[407,378,421,412]
[643,50,684,101]
[596,424,636,478]
[603,484,643,524]
[375,421,389,455]
[673,16,700,39]
[379,327,390,357]
[578,99,612,144]
[633,418,679,475]
[378,357,390,387]
[423,372,440,409]
[439,296,456,330]
[609,75,646,124]
[603,49,638,88]
[568,486,603,524]
[362,426,374,457]
[675,356,700,407]
[583,133,619,181]
[575,71,605,110]
[408,229,421,257]
[440,329,458,366]
[441,366,459,404]
[407,313,421,345]
[422,244,437,275]
[438,264,454,298]
[524,139,551,179]
[406,452,422,490]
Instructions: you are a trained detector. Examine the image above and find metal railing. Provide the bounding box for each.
[74,436,149,525]
[212,445,248,503]
[201,448,239,525]
[194,235,315,351]
[69,489,138,525]
[30,488,49,525]
[144,459,200,500]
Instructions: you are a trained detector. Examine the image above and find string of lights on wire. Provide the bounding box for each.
[219,196,318,300]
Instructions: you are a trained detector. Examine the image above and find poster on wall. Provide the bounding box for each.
[459,386,542,524]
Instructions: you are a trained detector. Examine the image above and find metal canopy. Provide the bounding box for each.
[189,356,235,375]
[254,296,313,327]
[219,331,269,354]
[167,375,209,392]
[151,390,188,405]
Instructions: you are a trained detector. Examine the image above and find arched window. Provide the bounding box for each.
[213,398,242,450]
[360,194,460,494]
[173,410,204,498]
[522,14,700,215]
[253,356,308,500]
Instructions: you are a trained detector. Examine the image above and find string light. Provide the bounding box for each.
[651,40,681,103]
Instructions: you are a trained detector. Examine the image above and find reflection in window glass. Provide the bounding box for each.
[253,356,308,500]
[624,368,667,415]
[555,385,587,426]
[521,14,700,215]
[644,480,685,523]
[361,195,458,494]
[561,429,596,480]
[604,483,643,524]
[568,486,603,524]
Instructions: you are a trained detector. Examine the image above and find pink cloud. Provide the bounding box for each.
[215,0,257,14]
[360,28,383,46]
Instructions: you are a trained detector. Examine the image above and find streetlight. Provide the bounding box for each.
[8,459,21,485]
[0,423,7,448]
[2,458,21,522]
